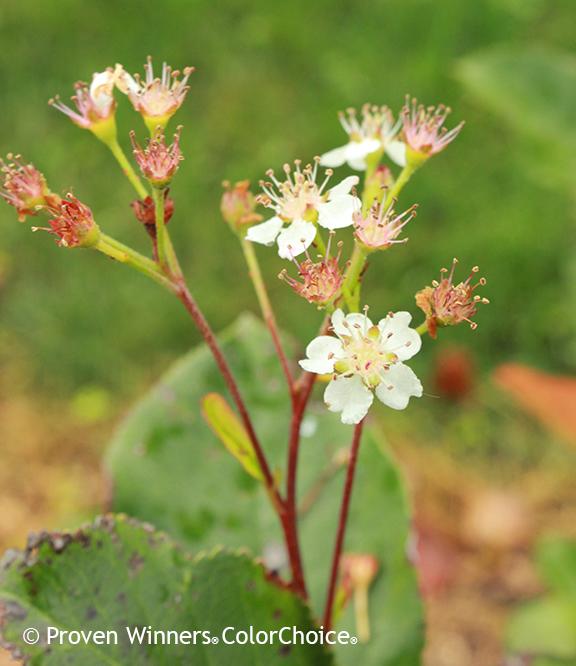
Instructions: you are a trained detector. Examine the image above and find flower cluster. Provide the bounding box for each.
[2,67,485,426]
[50,57,194,138]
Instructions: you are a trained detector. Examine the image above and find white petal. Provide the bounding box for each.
[377,311,422,361]
[115,68,140,95]
[376,363,423,410]
[245,216,284,246]
[345,138,381,163]
[385,140,407,167]
[348,156,368,171]
[299,336,344,374]
[319,145,350,168]
[277,219,316,259]
[331,309,347,337]
[324,375,374,425]
[317,194,360,230]
[327,175,359,198]
[344,312,374,337]
[90,70,115,112]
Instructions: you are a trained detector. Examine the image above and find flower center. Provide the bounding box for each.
[336,334,397,388]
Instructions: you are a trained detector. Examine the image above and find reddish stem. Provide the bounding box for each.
[175,280,281,510]
[284,369,317,598]
[323,418,365,629]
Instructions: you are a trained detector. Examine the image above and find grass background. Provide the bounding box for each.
[1,0,575,409]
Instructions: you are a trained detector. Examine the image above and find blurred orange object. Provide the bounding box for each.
[494,363,576,445]
[433,346,475,401]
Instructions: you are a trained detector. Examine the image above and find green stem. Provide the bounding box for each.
[152,188,168,271]
[341,243,366,311]
[416,321,428,336]
[241,238,295,400]
[107,138,149,199]
[382,163,416,208]
[341,163,417,311]
[96,234,174,291]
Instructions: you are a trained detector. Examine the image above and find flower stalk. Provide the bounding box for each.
[323,418,366,629]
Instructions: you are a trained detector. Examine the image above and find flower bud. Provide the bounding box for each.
[131,191,174,238]
[1,155,55,221]
[130,127,183,187]
[361,164,394,208]
[415,258,488,338]
[220,180,262,230]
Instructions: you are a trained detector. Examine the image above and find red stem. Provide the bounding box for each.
[284,369,317,598]
[175,280,281,510]
[323,418,365,629]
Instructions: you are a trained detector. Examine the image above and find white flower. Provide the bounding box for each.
[320,104,407,170]
[299,309,423,424]
[246,159,360,259]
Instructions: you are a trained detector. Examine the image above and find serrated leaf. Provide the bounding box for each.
[105,314,424,665]
[0,515,333,665]
[202,392,264,481]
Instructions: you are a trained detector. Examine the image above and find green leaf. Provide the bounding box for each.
[456,47,576,146]
[507,596,576,660]
[0,515,333,665]
[106,314,424,665]
[535,538,576,601]
[202,392,264,481]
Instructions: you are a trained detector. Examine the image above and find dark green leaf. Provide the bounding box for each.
[0,515,333,665]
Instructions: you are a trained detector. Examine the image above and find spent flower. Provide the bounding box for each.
[320,105,406,170]
[401,96,464,165]
[130,127,183,187]
[415,258,489,338]
[220,180,262,230]
[246,158,360,258]
[131,191,174,238]
[49,68,121,141]
[1,155,54,221]
[279,234,344,307]
[39,194,100,248]
[300,308,423,424]
[117,57,194,132]
[354,199,417,252]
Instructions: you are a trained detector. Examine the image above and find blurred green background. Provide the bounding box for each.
[1,0,575,405]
